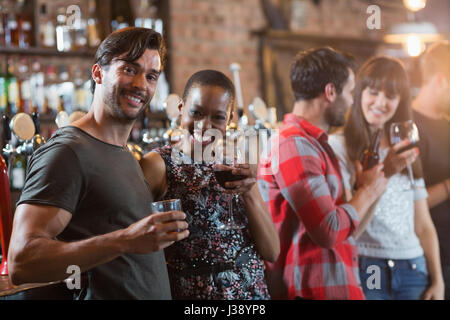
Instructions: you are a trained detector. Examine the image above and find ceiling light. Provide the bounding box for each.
[403,0,427,12]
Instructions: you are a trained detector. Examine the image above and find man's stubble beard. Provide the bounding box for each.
[325,95,348,128]
[103,83,149,124]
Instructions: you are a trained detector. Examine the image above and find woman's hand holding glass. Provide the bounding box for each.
[383,139,420,178]
[214,163,257,195]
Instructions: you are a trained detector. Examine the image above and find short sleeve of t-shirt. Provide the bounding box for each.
[18,143,84,214]
[413,178,428,201]
[328,132,354,191]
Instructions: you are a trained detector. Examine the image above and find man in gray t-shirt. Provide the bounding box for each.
[7,27,189,299]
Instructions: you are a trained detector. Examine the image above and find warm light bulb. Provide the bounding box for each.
[406,35,424,57]
[403,0,427,12]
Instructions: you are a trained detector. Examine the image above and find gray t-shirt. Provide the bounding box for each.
[18,126,172,300]
[329,131,427,260]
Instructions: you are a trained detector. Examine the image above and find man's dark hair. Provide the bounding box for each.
[182,70,236,108]
[91,27,166,94]
[290,47,355,101]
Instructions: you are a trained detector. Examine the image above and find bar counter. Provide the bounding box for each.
[0,274,68,300]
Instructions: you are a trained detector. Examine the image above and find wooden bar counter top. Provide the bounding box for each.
[0,274,69,300]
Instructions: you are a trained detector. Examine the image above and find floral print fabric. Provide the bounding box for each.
[154,145,270,300]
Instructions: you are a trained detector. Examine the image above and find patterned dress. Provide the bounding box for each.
[154,145,270,300]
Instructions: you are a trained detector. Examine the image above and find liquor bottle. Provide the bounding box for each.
[39,3,55,48]
[15,0,32,48]
[71,15,87,51]
[0,6,5,47]
[45,64,59,114]
[111,0,133,32]
[74,68,85,109]
[6,59,19,115]
[18,14,32,48]
[6,10,19,47]
[361,129,382,170]
[18,17,32,48]
[30,58,45,114]
[17,58,32,113]
[87,0,101,47]
[10,154,26,190]
[56,7,71,52]
[57,95,65,113]
[0,61,7,113]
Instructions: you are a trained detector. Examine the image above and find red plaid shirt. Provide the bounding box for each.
[257,114,364,300]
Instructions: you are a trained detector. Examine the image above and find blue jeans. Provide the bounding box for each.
[359,256,429,300]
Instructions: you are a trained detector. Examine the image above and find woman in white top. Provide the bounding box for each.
[329,56,444,300]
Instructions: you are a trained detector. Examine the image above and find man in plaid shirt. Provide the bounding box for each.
[257,48,387,300]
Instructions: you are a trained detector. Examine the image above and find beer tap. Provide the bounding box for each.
[249,96,269,130]
[31,111,47,151]
[142,94,183,151]
[14,112,47,156]
[3,113,37,159]
[229,63,248,129]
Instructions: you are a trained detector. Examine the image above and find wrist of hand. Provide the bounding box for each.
[113,228,130,255]
[355,185,378,203]
[242,184,258,201]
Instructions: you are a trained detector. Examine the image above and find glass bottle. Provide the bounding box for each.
[0,3,5,47]
[361,129,382,170]
[40,3,55,48]
[0,60,7,113]
[6,10,19,47]
[6,58,19,115]
[87,0,101,47]
[10,153,27,190]
[56,7,71,52]
[17,58,31,113]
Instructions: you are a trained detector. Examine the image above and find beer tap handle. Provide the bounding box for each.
[229,63,244,117]
[32,111,41,135]
[2,114,11,142]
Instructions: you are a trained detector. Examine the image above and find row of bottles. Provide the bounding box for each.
[0,0,102,51]
[0,0,33,48]
[38,0,101,52]
[1,0,164,52]
[0,56,93,135]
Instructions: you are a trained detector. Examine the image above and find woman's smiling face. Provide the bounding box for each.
[179,85,233,148]
[361,86,401,128]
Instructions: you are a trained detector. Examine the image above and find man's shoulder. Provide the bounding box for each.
[28,127,93,170]
[276,127,323,160]
[279,122,307,139]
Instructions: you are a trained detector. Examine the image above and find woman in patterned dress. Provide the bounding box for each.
[140,70,279,299]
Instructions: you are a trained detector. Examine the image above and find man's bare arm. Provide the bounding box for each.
[8,203,188,285]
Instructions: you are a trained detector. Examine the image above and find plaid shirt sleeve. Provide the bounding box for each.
[272,136,359,248]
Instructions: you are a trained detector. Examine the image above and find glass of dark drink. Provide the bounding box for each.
[389,120,420,189]
[213,144,246,231]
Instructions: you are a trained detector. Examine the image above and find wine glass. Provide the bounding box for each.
[213,138,245,231]
[389,120,419,189]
